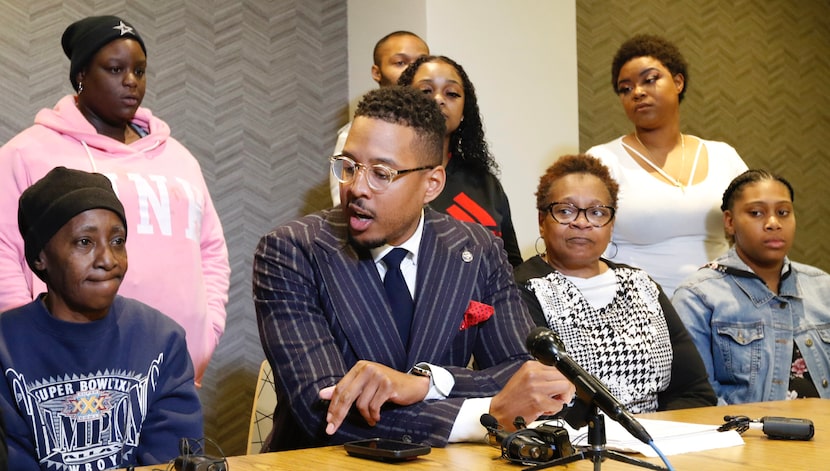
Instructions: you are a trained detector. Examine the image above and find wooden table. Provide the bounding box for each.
[137,398,827,470]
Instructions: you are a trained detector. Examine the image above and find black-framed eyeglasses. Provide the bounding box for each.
[542,202,616,227]
[330,155,435,193]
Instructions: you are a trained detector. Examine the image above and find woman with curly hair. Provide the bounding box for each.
[514,153,715,412]
[398,55,522,266]
[586,34,747,295]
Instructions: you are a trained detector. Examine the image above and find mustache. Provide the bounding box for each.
[347,199,375,218]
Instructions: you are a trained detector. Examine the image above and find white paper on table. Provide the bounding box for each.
[532,416,744,458]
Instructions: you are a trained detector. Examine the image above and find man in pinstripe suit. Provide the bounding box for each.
[254,87,574,451]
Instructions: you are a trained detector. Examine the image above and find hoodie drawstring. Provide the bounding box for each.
[81,140,98,172]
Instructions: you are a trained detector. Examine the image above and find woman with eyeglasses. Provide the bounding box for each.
[586,35,747,296]
[514,154,715,413]
[397,56,522,266]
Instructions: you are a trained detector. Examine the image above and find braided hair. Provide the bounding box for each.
[720,169,795,212]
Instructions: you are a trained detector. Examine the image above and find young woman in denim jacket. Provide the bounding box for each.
[672,169,830,404]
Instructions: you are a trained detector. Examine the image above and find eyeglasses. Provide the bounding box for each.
[330,155,435,193]
[543,202,616,227]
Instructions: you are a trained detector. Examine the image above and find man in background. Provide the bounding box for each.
[329,31,429,205]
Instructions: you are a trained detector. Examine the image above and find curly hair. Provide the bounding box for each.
[397,55,498,176]
[353,86,445,166]
[720,169,795,212]
[611,34,689,102]
[535,154,620,210]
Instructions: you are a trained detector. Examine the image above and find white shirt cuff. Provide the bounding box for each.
[418,363,454,400]
[449,397,492,443]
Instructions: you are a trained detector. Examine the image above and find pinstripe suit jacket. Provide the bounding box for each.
[253,207,534,450]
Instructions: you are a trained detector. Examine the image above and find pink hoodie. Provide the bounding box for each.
[0,95,230,385]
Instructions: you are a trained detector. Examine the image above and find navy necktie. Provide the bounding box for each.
[383,248,414,346]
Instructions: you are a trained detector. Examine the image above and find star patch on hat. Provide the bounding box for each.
[113,20,134,35]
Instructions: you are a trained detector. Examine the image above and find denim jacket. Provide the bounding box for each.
[672,247,830,404]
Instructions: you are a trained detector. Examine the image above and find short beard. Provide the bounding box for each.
[348,232,386,251]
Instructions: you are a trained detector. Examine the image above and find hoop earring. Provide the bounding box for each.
[77,82,83,94]
[604,241,618,259]
[454,123,464,158]
[535,236,545,256]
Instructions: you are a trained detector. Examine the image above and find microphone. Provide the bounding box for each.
[480,413,555,463]
[720,415,815,440]
[526,326,653,444]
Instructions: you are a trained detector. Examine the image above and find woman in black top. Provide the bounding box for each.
[399,56,522,266]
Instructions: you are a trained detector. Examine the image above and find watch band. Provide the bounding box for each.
[409,363,432,378]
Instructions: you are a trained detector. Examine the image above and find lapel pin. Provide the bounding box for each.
[462,249,473,263]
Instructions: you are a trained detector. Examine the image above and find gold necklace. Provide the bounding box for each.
[625,132,687,188]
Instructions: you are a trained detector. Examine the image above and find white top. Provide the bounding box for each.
[564,268,617,310]
[586,136,747,295]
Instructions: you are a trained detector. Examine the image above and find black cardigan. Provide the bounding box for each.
[514,255,716,411]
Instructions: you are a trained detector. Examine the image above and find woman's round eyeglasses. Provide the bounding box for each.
[542,202,616,227]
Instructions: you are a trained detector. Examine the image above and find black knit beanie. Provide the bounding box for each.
[61,15,147,91]
[18,167,128,280]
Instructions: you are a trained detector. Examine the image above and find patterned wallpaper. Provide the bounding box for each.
[576,0,830,271]
[0,0,347,456]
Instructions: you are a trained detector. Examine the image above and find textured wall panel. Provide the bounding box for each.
[0,0,347,456]
[577,0,830,272]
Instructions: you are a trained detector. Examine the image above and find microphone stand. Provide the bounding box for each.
[523,405,667,471]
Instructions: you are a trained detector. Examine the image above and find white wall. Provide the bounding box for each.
[346,0,427,103]
[347,0,579,259]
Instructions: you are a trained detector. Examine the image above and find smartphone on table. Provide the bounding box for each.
[344,438,431,462]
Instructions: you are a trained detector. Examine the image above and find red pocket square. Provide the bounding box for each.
[459,301,494,330]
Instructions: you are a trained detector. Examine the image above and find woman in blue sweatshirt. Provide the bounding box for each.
[0,166,202,469]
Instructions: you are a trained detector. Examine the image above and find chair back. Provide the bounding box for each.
[247,359,277,454]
